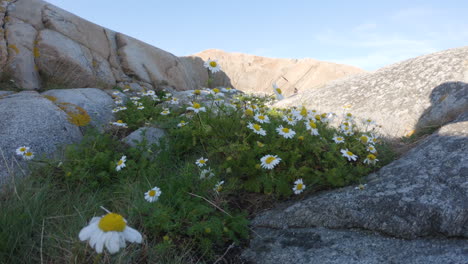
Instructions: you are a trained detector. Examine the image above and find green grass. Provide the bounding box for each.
[0,89,395,263]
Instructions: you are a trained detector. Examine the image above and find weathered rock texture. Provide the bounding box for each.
[0,91,82,184]
[242,227,468,264]
[244,112,468,262]
[0,0,213,91]
[191,49,364,96]
[123,127,166,148]
[42,88,115,130]
[276,47,468,137]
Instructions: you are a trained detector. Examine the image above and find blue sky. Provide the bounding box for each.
[46,0,468,71]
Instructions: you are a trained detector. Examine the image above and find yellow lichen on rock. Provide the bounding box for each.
[57,102,91,127]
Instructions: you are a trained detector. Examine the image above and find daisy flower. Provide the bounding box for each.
[305,120,319,136]
[332,135,345,144]
[160,109,170,115]
[112,91,121,96]
[256,141,265,148]
[260,155,281,170]
[169,97,179,105]
[114,99,123,105]
[177,120,188,128]
[354,184,367,190]
[130,96,141,101]
[247,122,267,136]
[200,168,215,179]
[341,149,358,162]
[362,118,376,126]
[193,89,202,96]
[282,115,297,126]
[254,113,270,124]
[272,83,284,100]
[144,186,162,202]
[221,87,237,93]
[359,134,370,144]
[111,120,128,128]
[363,154,379,165]
[367,145,377,153]
[186,102,206,113]
[244,108,254,117]
[213,181,224,193]
[276,125,296,139]
[137,106,145,110]
[341,126,354,136]
[204,59,221,73]
[211,88,224,97]
[79,212,142,254]
[195,157,208,167]
[292,179,306,194]
[23,151,34,160]
[16,146,29,156]
[123,88,130,92]
[344,112,354,121]
[116,156,126,171]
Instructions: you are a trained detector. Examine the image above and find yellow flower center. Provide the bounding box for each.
[343,122,349,126]
[298,136,304,140]
[347,151,354,156]
[309,122,317,129]
[315,115,321,121]
[19,147,26,152]
[347,113,352,117]
[282,127,290,133]
[253,124,261,131]
[360,136,368,143]
[117,160,124,166]
[163,235,170,241]
[265,156,276,164]
[337,137,343,141]
[300,107,307,116]
[257,141,264,147]
[367,119,372,123]
[367,154,376,160]
[245,109,254,116]
[216,186,223,192]
[193,103,201,109]
[258,115,265,120]
[209,61,217,67]
[288,117,293,121]
[213,88,220,93]
[194,90,201,95]
[98,213,126,232]
[117,120,123,124]
[321,113,327,118]
[276,88,282,94]
[148,190,156,197]
[25,152,33,157]
[296,183,304,190]
[205,227,212,233]
[180,121,185,124]
[199,159,205,164]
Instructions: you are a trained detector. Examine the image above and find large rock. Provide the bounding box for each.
[5,18,41,89]
[36,29,97,88]
[7,0,48,29]
[251,111,468,239]
[193,49,364,96]
[276,47,468,137]
[123,127,166,148]
[116,33,199,90]
[42,88,115,130]
[242,227,468,264]
[0,91,82,184]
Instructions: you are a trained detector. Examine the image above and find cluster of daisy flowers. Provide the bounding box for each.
[15,146,34,160]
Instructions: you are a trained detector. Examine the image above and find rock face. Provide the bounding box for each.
[276,47,468,138]
[0,91,82,184]
[191,49,364,96]
[243,111,468,262]
[42,88,115,130]
[123,127,166,148]
[0,0,211,91]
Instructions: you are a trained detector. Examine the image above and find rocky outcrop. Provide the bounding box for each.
[0,91,82,184]
[0,0,212,91]
[191,49,364,96]
[123,127,166,148]
[243,111,468,262]
[276,47,468,138]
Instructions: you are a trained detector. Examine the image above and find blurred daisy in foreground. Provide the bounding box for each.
[354,184,367,190]
[341,149,358,161]
[293,179,306,194]
[204,59,221,73]
[367,145,377,153]
[254,113,270,124]
[213,180,224,193]
[16,146,29,156]
[282,115,297,126]
[111,120,128,128]
[79,212,142,254]
[160,109,170,116]
[177,120,188,128]
[260,154,281,170]
[200,168,215,179]
[145,186,162,203]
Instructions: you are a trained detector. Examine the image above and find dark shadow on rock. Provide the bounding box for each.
[179,56,233,89]
[414,81,468,135]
